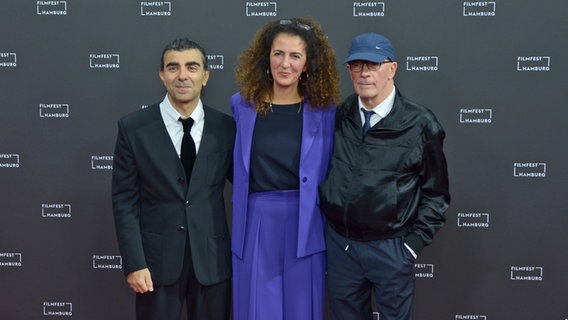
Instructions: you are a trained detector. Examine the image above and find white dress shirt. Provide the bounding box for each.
[358,85,396,127]
[159,94,205,158]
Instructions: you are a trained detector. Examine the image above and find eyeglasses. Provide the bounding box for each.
[348,61,391,73]
[279,19,312,31]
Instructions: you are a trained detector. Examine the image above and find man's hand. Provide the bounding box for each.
[126,268,154,294]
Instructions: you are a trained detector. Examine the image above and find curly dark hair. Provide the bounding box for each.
[235,16,341,115]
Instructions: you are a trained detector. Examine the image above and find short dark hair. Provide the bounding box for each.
[160,38,208,71]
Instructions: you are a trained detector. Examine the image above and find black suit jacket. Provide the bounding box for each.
[112,103,235,286]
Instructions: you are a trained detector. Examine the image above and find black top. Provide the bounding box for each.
[249,103,303,193]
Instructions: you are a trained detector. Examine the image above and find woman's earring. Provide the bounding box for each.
[300,72,309,86]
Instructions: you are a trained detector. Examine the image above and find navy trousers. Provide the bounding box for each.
[325,224,416,320]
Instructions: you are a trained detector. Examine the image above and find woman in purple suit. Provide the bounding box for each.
[231,16,340,320]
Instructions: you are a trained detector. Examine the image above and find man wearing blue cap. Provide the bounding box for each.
[318,33,450,319]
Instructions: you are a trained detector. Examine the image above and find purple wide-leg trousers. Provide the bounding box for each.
[233,190,325,320]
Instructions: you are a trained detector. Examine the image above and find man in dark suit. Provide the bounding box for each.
[112,38,235,320]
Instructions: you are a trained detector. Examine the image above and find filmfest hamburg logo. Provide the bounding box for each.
[39,103,70,118]
[93,255,122,269]
[140,1,172,16]
[0,52,17,67]
[43,302,72,316]
[245,2,277,17]
[0,154,20,168]
[42,203,72,218]
[415,263,434,278]
[0,252,22,267]
[517,56,550,72]
[513,162,546,178]
[406,56,438,71]
[37,1,67,15]
[352,2,385,17]
[457,212,489,228]
[207,55,224,70]
[463,1,496,17]
[456,316,487,320]
[91,155,113,170]
[510,266,543,281]
[460,108,492,124]
[89,54,120,69]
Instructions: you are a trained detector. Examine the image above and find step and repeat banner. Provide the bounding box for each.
[1,1,567,319]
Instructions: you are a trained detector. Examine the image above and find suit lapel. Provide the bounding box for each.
[199,107,212,152]
[147,104,184,166]
[238,103,257,175]
[300,102,322,163]
[144,105,187,198]
[193,107,215,175]
[186,107,215,197]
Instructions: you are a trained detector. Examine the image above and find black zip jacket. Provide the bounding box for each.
[318,90,450,255]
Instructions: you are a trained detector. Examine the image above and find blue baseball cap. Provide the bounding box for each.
[343,33,396,65]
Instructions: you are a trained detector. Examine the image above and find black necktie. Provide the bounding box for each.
[362,108,374,138]
[179,117,196,184]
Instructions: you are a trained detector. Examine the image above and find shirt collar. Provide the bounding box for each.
[358,85,396,118]
[160,94,205,126]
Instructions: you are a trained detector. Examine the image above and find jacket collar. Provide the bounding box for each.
[343,88,415,131]
[237,99,322,173]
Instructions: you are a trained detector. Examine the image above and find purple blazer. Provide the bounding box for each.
[230,93,336,259]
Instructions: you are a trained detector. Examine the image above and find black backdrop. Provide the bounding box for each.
[1,1,567,319]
